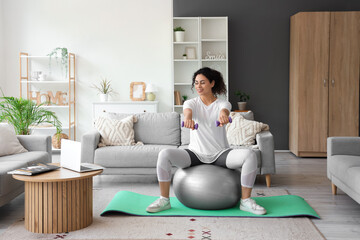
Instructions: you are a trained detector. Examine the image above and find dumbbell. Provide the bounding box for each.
[181,121,199,130]
[215,117,232,127]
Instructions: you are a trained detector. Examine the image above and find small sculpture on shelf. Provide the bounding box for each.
[29,91,68,106]
[205,51,225,60]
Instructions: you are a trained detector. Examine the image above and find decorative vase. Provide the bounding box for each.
[146,92,156,101]
[52,133,69,149]
[175,31,185,42]
[237,102,247,111]
[100,94,108,102]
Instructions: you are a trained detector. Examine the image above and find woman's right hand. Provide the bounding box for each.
[183,118,195,130]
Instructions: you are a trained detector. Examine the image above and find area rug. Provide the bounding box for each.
[101,191,320,218]
[0,189,325,240]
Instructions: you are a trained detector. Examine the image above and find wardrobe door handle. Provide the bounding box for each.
[331,79,335,87]
[323,79,327,87]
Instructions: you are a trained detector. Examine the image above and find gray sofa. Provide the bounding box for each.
[0,135,52,207]
[327,137,360,204]
[81,112,275,186]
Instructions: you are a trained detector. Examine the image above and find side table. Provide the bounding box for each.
[12,163,102,233]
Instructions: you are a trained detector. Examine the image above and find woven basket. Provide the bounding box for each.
[52,133,69,149]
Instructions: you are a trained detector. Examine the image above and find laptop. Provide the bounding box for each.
[60,139,104,172]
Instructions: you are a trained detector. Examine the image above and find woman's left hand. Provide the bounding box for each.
[218,111,229,127]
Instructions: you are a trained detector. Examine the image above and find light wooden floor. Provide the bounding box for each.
[0,152,359,239]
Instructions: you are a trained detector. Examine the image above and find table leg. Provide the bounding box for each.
[24,177,93,233]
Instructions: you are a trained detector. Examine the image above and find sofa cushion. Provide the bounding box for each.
[0,151,50,166]
[226,113,269,146]
[94,144,178,168]
[94,115,142,146]
[0,160,27,196]
[105,112,180,145]
[0,124,27,157]
[180,111,255,146]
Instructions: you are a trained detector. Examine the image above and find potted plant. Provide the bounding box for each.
[182,95,188,104]
[182,54,187,60]
[47,47,68,79]
[0,96,64,147]
[235,90,250,110]
[92,78,115,102]
[174,26,185,42]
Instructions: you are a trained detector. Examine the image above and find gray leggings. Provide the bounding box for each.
[157,148,257,188]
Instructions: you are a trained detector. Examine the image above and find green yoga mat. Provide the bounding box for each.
[101,191,320,218]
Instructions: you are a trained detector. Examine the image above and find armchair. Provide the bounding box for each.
[327,137,360,204]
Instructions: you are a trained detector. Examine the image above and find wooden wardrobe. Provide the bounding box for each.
[289,12,360,157]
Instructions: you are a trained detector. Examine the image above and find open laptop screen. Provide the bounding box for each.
[60,139,82,172]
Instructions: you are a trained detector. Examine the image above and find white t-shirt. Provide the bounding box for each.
[183,97,232,163]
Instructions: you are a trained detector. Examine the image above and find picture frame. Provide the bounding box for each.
[185,47,197,59]
[130,82,146,101]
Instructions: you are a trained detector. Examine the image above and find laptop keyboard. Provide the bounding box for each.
[80,165,93,170]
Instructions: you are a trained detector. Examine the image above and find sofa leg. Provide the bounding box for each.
[265,174,271,188]
[332,183,337,195]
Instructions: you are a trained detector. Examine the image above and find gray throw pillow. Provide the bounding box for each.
[0,123,28,157]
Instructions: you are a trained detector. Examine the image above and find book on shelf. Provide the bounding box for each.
[7,163,60,176]
[174,91,182,105]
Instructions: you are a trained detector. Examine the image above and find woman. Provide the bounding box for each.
[146,67,266,215]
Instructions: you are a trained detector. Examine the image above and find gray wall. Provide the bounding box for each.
[174,0,360,150]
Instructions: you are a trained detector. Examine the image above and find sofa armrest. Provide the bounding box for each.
[327,137,360,157]
[81,130,100,163]
[17,135,52,163]
[256,130,275,175]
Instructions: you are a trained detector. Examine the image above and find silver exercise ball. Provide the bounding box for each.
[173,165,241,210]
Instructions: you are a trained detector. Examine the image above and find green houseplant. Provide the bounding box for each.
[0,96,62,135]
[174,26,185,42]
[235,90,250,110]
[92,78,115,102]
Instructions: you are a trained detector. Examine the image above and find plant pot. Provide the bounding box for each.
[100,94,108,102]
[237,102,247,111]
[175,31,185,42]
[52,133,69,149]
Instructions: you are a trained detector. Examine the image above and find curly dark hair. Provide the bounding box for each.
[191,67,227,97]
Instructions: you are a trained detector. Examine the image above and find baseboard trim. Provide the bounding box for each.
[274,150,291,152]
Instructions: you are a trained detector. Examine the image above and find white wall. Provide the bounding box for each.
[0,0,5,94]
[2,0,172,139]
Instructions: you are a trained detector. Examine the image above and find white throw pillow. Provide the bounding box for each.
[226,112,270,146]
[0,123,28,157]
[94,115,143,147]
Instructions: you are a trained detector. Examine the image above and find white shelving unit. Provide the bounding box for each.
[19,52,76,145]
[172,17,228,113]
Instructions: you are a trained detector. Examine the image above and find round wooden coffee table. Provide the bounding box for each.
[12,163,102,233]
